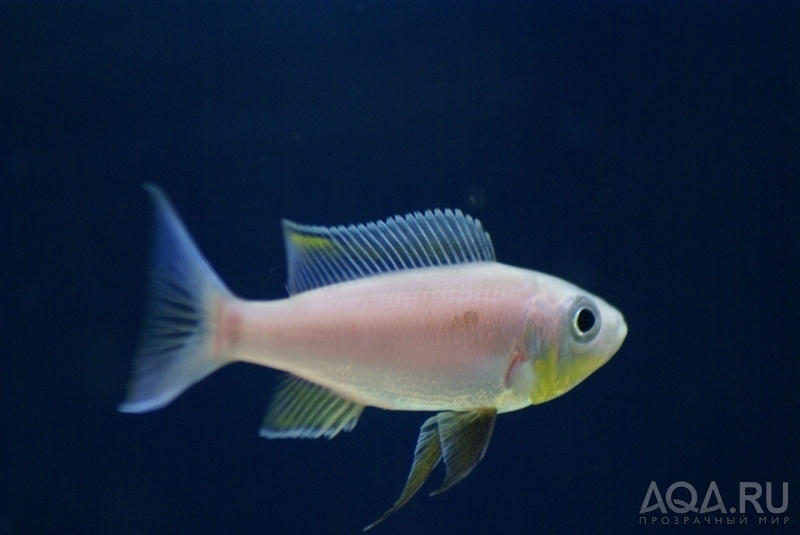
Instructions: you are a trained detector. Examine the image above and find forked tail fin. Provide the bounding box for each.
[119,185,233,413]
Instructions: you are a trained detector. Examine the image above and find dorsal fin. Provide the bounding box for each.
[282,209,495,295]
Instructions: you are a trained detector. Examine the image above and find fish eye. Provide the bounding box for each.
[575,307,595,333]
[568,297,601,343]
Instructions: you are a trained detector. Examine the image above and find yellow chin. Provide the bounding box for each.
[529,349,607,405]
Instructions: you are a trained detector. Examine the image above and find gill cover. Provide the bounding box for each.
[530,295,610,405]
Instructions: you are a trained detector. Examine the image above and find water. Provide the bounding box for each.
[1,2,798,533]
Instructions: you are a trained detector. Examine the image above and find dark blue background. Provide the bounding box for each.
[1,2,798,534]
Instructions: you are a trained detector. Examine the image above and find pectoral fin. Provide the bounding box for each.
[364,408,497,530]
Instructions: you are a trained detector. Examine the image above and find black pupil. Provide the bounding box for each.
[576,308,596,334]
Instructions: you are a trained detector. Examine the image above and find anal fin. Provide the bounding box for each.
[364,408,497,530]
[259,375,364,439]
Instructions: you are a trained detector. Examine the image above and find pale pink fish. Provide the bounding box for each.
[120,185,627,529]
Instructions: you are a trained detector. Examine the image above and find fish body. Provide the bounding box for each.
[228,263,617,413]
[120,186,627,529]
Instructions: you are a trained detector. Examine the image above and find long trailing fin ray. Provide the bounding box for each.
[118,185,233,413]
[260,375,364,439]
[282,209,496,295]
[363,415,442,531]
[431,409,497,496]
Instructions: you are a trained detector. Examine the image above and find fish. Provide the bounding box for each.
[119,185,628,529]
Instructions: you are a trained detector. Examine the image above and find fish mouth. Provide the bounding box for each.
[609,317,628,357]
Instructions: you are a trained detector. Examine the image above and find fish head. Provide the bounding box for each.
[525,277,627,405]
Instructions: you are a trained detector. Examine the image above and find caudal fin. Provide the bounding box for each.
[119,185,233,413]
